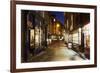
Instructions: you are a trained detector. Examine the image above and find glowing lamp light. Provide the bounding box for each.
[56,23,60,28]
[54,18,56,22]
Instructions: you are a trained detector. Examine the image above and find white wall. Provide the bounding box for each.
[0,0,100,73]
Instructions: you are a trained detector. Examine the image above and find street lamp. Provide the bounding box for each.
[56,23,60,28]
[53,18,56,22]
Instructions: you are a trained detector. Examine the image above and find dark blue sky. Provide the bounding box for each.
[50,11,64,25]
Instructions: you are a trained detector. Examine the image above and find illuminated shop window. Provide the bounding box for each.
[83,23,90,48]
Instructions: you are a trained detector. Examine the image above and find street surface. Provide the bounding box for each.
[30,40,83,62]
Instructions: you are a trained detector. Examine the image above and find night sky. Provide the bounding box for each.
[27,10,65,25]
[50,11,64,25]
